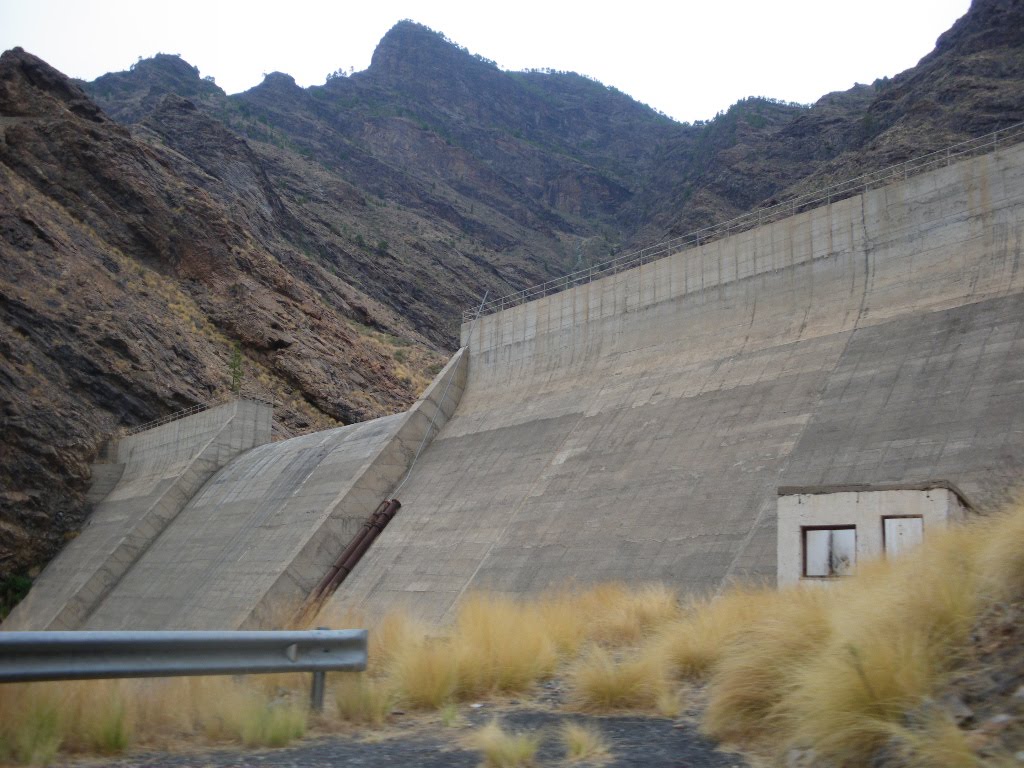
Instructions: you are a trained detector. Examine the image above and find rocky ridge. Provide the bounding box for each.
[0,49,444,591]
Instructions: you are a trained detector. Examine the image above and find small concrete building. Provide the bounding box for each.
[776,484,971,586]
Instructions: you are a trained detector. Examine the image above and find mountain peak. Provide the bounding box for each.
[0,46,106,122]
[131,53,204,81]
[928,0,1023,58]
[88,53,223,123]
[369,20,497,84]
[257,71,298,89]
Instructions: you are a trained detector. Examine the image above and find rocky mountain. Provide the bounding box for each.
[0,49,444,594]
[638,0,1024,237]
[1,0,1022,601]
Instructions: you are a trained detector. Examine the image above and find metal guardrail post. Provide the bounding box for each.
[309,626,329,712]
[310,670,326,712]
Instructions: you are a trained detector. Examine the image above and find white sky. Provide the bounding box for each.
[1,0,971,123]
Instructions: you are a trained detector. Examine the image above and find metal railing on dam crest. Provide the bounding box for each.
[464,122,1024,323]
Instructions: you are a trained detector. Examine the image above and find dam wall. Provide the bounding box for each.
[2,348,468,631]
[6,142,1022,632]
[330,141,1024,624]
[81,348,466,630]
[5,399,272,630]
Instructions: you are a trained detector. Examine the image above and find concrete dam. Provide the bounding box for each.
[6,137,1024,630]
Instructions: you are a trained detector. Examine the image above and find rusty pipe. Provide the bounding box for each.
[324,499,401,594]
[309,500,389,601]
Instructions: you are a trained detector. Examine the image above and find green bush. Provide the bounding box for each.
[0,574,31,620]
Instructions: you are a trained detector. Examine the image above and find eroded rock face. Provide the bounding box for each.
[85,2,1024,295]
[0,48,443,581]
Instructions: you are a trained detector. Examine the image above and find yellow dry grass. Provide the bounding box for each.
[560,721,611,763]
[1,582,686,763]
[463,718,541,768]
[0,676,309,764]
[977,498,1024,597]
[452,593,558,698]
[533,588,592,656]
[647,583,778,680]
[7,505,1023,766]
[0,684,62,765]
[385,585,681,710]
[390,637,459,710]
[567,645,667,712]
[331,673,393,725]
[700,587,832,743]
[698,505,1024,766]
[586,583,682,647]
[367,610,425,673]
[886,714,984,768]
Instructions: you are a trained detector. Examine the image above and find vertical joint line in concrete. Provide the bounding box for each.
[393,292,486,498]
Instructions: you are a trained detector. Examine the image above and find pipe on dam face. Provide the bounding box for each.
[306,499,402,611]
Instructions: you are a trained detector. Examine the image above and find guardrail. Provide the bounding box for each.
[0,628,367,711]
[463,121,1024,323]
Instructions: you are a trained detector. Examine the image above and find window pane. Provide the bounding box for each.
[884,517,923,557]
[829,529,856,575]
[806,530,832,576]
[805,528,856,577]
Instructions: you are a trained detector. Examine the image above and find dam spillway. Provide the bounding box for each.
[6,138,1024,630]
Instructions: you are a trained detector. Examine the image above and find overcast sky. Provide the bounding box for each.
[2,0,971,123]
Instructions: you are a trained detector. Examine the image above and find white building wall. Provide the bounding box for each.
[776,487,969,586]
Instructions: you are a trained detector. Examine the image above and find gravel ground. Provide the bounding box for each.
[68,705,749,768]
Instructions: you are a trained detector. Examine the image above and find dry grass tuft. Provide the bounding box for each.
[464,718,541,768]
[367,610,426,673]
[189,679,307,747]
[63,680,133,754]
[782,629,943,761]
[533,589,591,657]
[654,689,682,719]
[0,684,62,765]
[701,586,831,744]
[586,584,681,647]
[390,637,459,710]
[0,675,309,763]
[235,699,307,748]
[647,584,777,680]
[332,673,393,725]
[567,646,667,712]
[885,714,982,768]
[699,504,1024,765]
[453,593,558,698]
[440,703,460,727]
[560,721,610,763]
[772,529,982,763]
[977,504,1024,599]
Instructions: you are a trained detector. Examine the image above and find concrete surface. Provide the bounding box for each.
[76,348,465,629]
[5,400,272,630]
[330,141,1024,623]
[776,294,1024,508]
[84,462,125,505]
[776,486,968,586]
